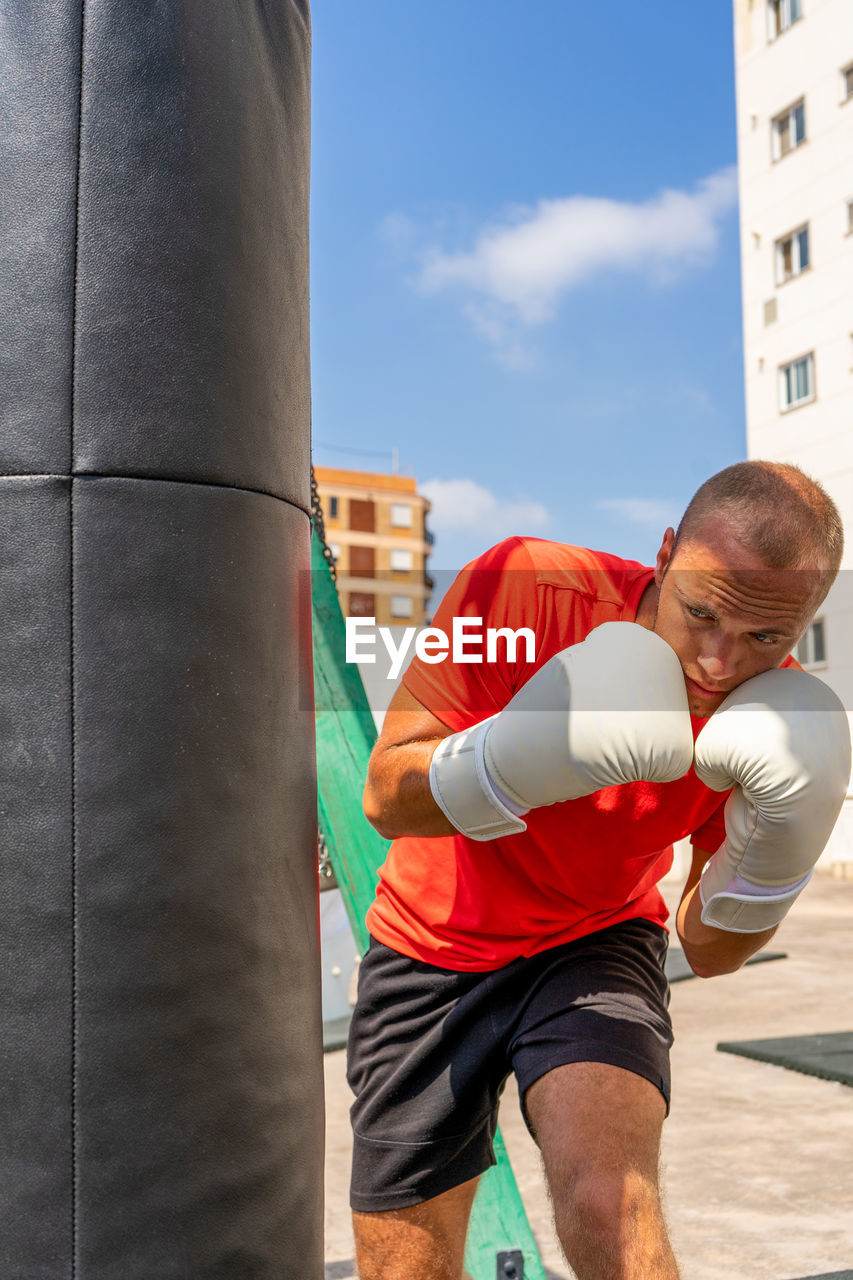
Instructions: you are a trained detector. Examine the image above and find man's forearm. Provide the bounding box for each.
[363,738,457,840]
[676,881,778,978]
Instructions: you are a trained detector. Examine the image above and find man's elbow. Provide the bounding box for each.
[362,775,397,840]
[677,922,779,979]
[680,945,745,980]
[675,886,778,979]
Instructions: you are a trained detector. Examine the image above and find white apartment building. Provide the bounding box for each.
[733,0,853,871]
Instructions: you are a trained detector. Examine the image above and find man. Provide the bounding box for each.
[348,461,851,1280]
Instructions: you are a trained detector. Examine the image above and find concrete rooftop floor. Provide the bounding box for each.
[323,873,853,1280]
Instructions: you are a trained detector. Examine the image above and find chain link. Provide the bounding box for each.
[317,826,338,890]
[312,463,338,889]
[310,463,337,582]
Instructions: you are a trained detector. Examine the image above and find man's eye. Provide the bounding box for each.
[687,606,710,620]
[753,633,776,645]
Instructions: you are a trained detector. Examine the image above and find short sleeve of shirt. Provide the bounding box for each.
[402,537,543,731]
[690,805,727,854]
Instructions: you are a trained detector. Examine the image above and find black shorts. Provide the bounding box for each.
[347,918,673,1213]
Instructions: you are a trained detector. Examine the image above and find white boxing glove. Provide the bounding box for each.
[694,667,852,933]
[429,621,694,841]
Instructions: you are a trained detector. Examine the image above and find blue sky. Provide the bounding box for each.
[310,2,746,571]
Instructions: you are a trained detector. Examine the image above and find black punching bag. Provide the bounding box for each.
[0,3,322,1276]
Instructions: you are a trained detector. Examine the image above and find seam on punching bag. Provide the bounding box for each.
[69,2,89,1275]
[0,472,313,520]
[69,477,80,1280]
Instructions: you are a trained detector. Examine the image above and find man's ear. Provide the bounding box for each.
[654,527,676,587]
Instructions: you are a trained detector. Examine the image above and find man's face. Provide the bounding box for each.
[650,516,822,717]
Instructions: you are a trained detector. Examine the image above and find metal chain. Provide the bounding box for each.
[310,462,337,582]
[311,462,339,888]
[317,827,337,891]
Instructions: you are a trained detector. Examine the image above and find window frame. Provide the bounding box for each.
[767,0,803,42]
[348,591,376,618]
[390,502,413,529]
[842,63,853,103]
[778,351,816,411]
[390,593,414,619]
[771,98,806,161]
[796,618,826,669]
[774,223,810,284]
[390,547,414,572]
[349,544,376,579]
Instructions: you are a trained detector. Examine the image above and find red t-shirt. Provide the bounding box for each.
[365,537,788,971]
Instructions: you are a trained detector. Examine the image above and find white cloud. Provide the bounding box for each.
[377,212,419,256]
[596,498,680,529]
[415,167,738,331]
[422,477,549,539]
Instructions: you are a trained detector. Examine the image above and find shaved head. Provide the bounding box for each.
[673,461,844,608]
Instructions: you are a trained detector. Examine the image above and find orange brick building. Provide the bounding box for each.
[314,466,433,626]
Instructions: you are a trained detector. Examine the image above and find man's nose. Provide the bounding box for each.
[697,636,738,682]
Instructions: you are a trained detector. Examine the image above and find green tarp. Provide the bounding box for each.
[312,533,547,1280]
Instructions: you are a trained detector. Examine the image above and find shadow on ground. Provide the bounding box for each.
[324,1262,571,1279]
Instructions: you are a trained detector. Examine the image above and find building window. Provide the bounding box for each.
[796,618,826,667]
[772,99,806,159]
[390,503,413,529]
[779,352,815,410]
[847,199,853,235]
[350,545,375,578]
[390,594,414,618]
[328,541,341,563]
[348,592,375,617]
[764,298,778,326]
[328,495,339,519]
[767,0,802,41]
[350,499,375,533]
[775,224,809,283]
[390,548,414,572]
[842,63,853,102]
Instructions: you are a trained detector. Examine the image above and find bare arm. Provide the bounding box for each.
[676,846,778,979]
[362,684,458,839]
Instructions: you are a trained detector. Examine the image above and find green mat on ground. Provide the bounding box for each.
[717,1031,853,1087]
[665,947,786,984]
[787,1272,853,1279]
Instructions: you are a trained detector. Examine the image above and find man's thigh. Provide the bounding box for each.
[508,917,674,1126]
[525,1060,668,1184]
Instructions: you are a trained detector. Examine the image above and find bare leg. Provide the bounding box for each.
[352,1176,479,1280]
[525,1062,679,1280]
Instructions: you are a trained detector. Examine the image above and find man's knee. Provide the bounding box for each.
[553,1164,661,1233]
[546,1162,672,1276]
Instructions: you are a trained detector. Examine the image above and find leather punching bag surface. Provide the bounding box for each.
[0,4,321,1276]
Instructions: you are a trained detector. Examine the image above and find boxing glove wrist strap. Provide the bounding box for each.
[699,857,813,934]
[429,719,529,842]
